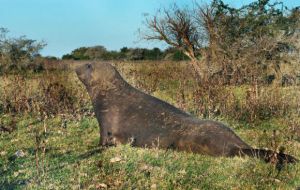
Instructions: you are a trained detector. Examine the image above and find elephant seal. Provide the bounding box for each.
[76,62,297,163]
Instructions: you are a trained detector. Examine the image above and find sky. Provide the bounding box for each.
[0,0,299,57]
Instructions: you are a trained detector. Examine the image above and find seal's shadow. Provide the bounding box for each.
[77,147,104,160]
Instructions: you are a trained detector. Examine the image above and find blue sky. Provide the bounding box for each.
[0,0,298,57]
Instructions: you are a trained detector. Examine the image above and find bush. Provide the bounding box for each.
[0,71,91,117]
[0,28,46,73]
[190,83,295,123]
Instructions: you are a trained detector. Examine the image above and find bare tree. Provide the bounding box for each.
[142,5,207,79]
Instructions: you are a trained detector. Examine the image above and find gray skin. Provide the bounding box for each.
[76,62,297,163]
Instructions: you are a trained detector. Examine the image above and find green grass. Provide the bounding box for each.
[1,114,300,189]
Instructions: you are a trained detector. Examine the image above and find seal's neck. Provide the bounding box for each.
[87,76,130,106]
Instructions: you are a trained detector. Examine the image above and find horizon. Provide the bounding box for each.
[1,0,299,58]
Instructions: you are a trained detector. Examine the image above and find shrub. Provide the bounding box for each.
[0,71,91,117]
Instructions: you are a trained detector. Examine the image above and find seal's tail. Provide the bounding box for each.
[238,148,298,164]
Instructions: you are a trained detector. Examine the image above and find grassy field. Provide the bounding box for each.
[1,61,300,189]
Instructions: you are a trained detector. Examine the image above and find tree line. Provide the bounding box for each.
[0,26,189,74]
[61,46,189,61]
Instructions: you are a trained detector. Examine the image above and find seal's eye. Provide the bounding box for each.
[87,64,92,69]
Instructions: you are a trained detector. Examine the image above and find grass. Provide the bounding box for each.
[1,113,299,189]
[1,60,300,189]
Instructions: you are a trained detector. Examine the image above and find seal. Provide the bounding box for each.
[76,62,298,163]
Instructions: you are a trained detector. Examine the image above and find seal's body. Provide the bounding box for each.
[76,62,297,162]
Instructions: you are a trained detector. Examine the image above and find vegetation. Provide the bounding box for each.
[62,46,189,61]
[0,28,46,73]
[142,0,300,83]
[1,60,300,189]
[1,115,299,189]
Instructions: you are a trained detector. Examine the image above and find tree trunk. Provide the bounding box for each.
[184,51,205,82]
[190,59,204,80]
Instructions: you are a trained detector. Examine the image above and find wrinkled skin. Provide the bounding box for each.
[76,62,298,163]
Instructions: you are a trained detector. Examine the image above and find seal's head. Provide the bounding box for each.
[76,62,119,89]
